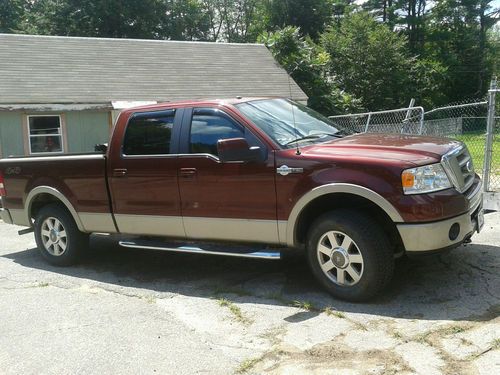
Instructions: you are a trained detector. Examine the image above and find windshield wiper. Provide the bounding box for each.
[284,132,342,146]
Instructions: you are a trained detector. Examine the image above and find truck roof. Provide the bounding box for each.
[123,97,283,112]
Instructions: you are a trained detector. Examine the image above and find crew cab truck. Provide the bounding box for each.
[0,98,484,301]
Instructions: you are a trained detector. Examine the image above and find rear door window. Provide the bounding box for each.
[123,110,175,155]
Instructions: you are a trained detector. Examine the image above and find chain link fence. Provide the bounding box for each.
[329,106,424,135]
[328,80,500,210]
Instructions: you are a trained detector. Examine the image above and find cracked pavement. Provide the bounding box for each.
[0,213,499,375]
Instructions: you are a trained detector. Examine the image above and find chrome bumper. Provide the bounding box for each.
[0,208,13,224]
[397,187,483,253]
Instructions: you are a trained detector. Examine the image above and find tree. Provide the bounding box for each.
[20,0,166,38]
[425,0,499,101]
[321,11,448,110]
[0,0,26,33]
[264,0,335,38]
[259,26,361,114]
[201,0,267,42]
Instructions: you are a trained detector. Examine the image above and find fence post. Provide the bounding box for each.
[418,107,425,135]
[364,113,372,133]
[483,79,497,193]
[401,98,415,133]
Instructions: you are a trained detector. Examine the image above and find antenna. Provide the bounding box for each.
[287,67,301,155]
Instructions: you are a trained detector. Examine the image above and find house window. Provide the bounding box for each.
[27,115,64,154]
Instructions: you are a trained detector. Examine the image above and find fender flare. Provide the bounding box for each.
[24,186,85,231]
[286,183,404,247]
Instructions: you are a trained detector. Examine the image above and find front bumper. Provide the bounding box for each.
[397,186,483,253]
[0,208,13,224]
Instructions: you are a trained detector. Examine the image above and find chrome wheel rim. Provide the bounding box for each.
[41,217,67,256]
[317,230,364,286]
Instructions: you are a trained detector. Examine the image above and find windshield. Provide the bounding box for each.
[235,98,351,148]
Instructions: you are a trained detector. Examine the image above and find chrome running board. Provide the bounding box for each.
[118,239,281,260]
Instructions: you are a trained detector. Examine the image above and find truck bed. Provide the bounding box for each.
[0,153,115,232]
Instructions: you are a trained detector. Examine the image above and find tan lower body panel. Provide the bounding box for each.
[183,217,282,244]
[9,209,30,226]
[79,212,117,233]
[114,214,185,237]
[397,211,474,252]
[113,214,284,245]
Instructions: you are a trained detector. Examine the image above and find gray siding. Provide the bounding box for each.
[0,110,110,157]
[65,112,110,153]
[0,112,24,157]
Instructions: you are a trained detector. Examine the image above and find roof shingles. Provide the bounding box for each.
[0,34,307,104]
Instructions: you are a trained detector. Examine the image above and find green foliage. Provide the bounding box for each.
[322,12,410,110]
[264,0,336,38]
[20,0,167,38]
[259,26,361,114]
[1,0,499,114]
[0,0,25,33]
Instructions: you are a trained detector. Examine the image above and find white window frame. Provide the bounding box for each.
[26,114,65,155]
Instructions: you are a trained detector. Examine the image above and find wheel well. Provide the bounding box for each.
[294,193,404,254]
[29,193,67,221]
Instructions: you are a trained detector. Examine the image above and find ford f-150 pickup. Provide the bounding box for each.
[0,98,484,301]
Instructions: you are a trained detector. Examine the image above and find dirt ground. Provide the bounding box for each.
[0,213,499,375]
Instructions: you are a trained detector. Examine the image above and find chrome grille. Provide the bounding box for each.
[441,145,475,193]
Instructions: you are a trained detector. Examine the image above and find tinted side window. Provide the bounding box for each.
[123,110,175,155]
[190,109,244,155]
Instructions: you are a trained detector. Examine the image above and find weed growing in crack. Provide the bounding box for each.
[441,325,468,335]
[217,297,252,324]
[491,338,500,350]
[391,330,404,340]
[324,307,345,319]
[235,357,262,374]
[292,300,316,311]
[141,295,156,304]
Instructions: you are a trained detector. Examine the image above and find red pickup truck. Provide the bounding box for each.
[0,98,483,301]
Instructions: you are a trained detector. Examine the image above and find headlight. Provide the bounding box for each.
[401,163,452,194]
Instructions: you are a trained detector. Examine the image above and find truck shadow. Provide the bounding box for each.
[3,234,499,323]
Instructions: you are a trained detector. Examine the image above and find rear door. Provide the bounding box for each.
[108,108,185,238]
[177,107,279,244]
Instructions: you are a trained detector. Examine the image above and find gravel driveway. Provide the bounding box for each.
[0,213,499,375]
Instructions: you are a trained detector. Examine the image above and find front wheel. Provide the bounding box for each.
[34,203,89,266]
[306,209,394,302]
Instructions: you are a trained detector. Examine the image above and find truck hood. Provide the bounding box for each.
[301,133,462,165]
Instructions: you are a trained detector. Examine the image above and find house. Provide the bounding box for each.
[0,34,307,157]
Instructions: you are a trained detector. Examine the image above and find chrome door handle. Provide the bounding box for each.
[179,168,197,177]
[113,168,128,177]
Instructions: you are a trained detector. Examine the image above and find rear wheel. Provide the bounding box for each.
[306,209,394,302]
[34,204,89,266]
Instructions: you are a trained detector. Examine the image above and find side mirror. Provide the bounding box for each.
[95,143,108,153]
[217,138,262,163]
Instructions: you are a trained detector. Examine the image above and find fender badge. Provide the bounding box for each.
[277,165,303,176]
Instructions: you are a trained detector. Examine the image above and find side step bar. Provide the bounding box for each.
[118,240,281,260]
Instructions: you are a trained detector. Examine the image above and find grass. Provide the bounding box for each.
[491,338,500,350]
[217,297,252,324]
[292,300,316,311]
[456,131,500,175]
[324,307,346,319]
[235,357,262,374]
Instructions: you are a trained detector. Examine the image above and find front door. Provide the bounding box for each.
[108,108,184,238]
[177,107,278,244]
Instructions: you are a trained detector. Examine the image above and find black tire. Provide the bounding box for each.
[306,209,394,302]
[34,203,89,266]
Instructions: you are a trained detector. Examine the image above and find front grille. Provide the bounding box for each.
[442,145,475,193]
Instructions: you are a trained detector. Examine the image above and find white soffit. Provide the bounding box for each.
[112,101,158,110]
